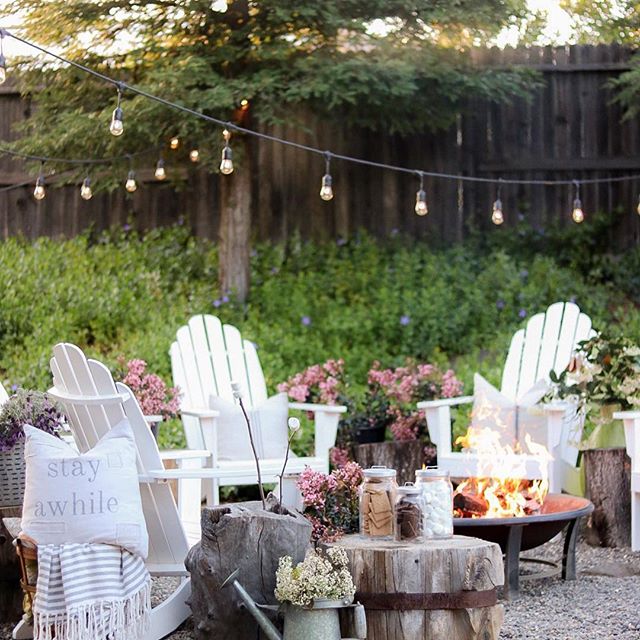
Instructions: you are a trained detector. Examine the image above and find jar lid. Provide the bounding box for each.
[397,482,421,495]
[415,467,450,478]
[364,465,397,478]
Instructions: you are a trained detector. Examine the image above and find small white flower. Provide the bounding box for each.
[288,417,300,432]
[230,381,243,399]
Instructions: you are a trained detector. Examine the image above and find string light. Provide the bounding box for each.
[33,163,46,201]
[414,171,428,216]
[220,128,234,175]
[170,136,180,150]
[0,29,6,85]
[109,85,124,137]
[155,157,166,180]
[189,148,199,162]
[637,194,640,215]
[320,152,334,201]
[80,175,92,200]
[572,181,584,223]
[125,169,137,192]
[492,180,504,225]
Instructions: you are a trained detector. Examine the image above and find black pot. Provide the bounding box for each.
[355,423,386,444]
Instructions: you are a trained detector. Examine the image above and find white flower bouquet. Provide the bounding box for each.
[274,547,355,608]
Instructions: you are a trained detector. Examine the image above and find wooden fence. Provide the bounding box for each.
[1,44,640,248]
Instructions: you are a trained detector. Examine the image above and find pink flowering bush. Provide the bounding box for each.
[297,461,364,542]
[277,359,346,405]
[117,358,181,420]
[362,360,463,442]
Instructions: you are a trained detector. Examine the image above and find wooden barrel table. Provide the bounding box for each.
[324,534,504,640]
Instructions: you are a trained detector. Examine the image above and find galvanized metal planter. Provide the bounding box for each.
[0,440,26,508]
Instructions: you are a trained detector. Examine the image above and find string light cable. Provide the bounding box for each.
[1,28,640,197]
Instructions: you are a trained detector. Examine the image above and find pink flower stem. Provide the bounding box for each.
[237,396,266,510]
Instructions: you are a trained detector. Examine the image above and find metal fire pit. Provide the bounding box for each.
[454,494,594,599]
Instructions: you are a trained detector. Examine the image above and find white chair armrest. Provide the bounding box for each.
[614,411,640,420]
[181,407,220,419]
[159,448,211,461]
[542,402,571,414]
[417,395,474,409]
[288,402,347,414]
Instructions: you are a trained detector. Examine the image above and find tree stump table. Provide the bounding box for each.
[324,534,504,640]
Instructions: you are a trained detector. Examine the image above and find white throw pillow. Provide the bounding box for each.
[209,392,289,460]
[470,374,549,450]
[21,419,148,559]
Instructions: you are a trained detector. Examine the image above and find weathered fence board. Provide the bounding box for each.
[1,45,640,247]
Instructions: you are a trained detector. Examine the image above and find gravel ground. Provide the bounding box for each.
[3,538,640,639]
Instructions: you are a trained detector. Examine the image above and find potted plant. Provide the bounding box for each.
[274,546,356,636]
[296,462,363,542]
[115,358,181,439]
[0,389,66,508]
[548,332,640,546]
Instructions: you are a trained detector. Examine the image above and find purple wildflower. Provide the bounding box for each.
[213,299,222,308]
[123,223,132,232]
[177,215,185,226]
[336,237,347,246]
[519,308,527,319]
[496,299,505,310]
[270,267,279,275]
[301,315,311,326]
[400,315,411,326]
[519,269,529,279]
[10,384,18,392]
[222,295,230,303]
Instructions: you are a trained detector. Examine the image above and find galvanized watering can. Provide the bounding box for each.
[222,569,367,640]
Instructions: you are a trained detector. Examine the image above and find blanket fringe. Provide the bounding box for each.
[34,578,151,640]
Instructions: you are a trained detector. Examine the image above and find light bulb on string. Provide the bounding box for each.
[155,157,167,180]
[0,30,6,85]
[125,169,137,192]
[414,171,428,216]
[109,84,124,136]
[189,148,200,162]
[491,180,504,225]
[319,152,334,201]
[80,176,92,200]
[220,128,234,175]
[33,163,46,201]
[636,194,640,215]
[572,180,584,223]
[170,136,180,150]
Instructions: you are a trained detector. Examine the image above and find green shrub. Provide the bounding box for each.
[0,222,638,450]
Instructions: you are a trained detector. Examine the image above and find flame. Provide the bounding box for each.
[453,394,552,518]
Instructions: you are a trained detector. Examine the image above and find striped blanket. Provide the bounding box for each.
[34,543,151,640]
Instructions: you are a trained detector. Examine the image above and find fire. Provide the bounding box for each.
[453,397,552,518]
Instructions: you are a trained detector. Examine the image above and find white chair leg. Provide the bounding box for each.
[632,489,640,552]
[145,577,191,640]
[12,618,33,640]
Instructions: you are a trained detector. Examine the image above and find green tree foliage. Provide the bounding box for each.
[7,0,538,178]
[561,1,640,44]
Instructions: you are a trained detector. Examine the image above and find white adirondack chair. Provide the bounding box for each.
[170,314,347,504]
[418,301,594,494]
[42,342,224,640]
[614,411,640,551]
[0,381,9,405]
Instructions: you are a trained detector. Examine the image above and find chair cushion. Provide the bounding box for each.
[470,374,549,450]
[21,419,148,559]
[209,392,289,460]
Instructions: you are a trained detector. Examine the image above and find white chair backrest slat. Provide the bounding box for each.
[0,382,9,406]
[553,303,581,376]
[203,315,233,403]
[535,301,566,383]
[222,323,254,406]
[244,339,268,405]
[514,312,546,399]
[50,343,190,568]
[501,328,525,400]
[176,325,207,408]
[188,316,220,400]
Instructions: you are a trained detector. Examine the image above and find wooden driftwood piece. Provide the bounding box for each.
[325,534,504,640]
[185,496,311,640]
[584,447,631,547]
[354,441,425,485]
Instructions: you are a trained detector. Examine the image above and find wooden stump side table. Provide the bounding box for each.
[324,534,504,640]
